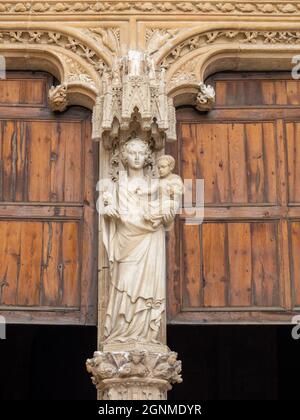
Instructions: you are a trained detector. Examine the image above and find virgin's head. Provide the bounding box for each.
[121,138,152,170]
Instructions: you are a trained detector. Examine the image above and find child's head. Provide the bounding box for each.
[156,155,175,178]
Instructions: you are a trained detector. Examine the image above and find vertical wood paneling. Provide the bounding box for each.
[17,222,43,306]
[61,222,80,306]
[182,224,201,307]
[181,121,277,205]
[228,124,248,203]
[228,223,252,306]
[172,72,298,322]
[203,223,227,307]
[41,221,61,306]
[0,78,45,105]
[251,222,279,307]
[63,122,82,202]
[286,122,300,203]
[245,123,265,203]
[290,221,300,307]
[27,121,52,201]
[0,72,97,324]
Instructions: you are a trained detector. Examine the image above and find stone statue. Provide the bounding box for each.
[144,155,183,229]
[100,138,182,347]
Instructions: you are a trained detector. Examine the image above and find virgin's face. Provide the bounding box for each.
[125,141,148,169]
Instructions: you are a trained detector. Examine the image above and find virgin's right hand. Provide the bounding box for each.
[104,206,119,219]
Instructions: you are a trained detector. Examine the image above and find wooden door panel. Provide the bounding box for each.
[182,221,281,310]
[168,72,300,323]
[181,121,278,205]
[0,77,46,106]
[215,75,300,107]
[0,223,82,308]
[0,120,83,202]
[0,72,97,325]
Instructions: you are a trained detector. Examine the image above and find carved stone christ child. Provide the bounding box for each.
[100,138,180,347]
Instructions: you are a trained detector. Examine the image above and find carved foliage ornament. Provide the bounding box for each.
[160,30,300,68]
[0,30,106,74]
[1,2,300,15]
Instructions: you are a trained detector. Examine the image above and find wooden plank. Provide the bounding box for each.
[0,204,83,219]
[41,222,61,306]
[212,124,231,203]
[251,222,279,307]
[0,79,45,105]
[261,81,275,105]
[64,122,83,202]
[286,81,300,106]
[0,222,21,305]
[286,122,300,203]
[228,123,248,203]
[182,224,201,307]
[50,121,65,202]
[289,221,300,307]
[228,223,252,306]
[61,222,80,307]
[27,121,51,201]
[203,223,227,307]
[17,222,43,306]
[245,123,265,203]
[80,119,98,324]
[262,122,277,203]
[274,81,288,105]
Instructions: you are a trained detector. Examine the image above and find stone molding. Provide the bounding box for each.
[1,1,300,16]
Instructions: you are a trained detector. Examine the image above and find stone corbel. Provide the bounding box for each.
[167,74,215,112]
[48,83,68,112]
[195,82,215,111]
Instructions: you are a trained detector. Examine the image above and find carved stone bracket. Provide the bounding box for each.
[86,350,182,400]
[48,83,68,112]
[195,82,215,111]
[167,71,216,111]
[92,51,177,148]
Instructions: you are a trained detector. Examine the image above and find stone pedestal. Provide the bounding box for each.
[86,348,182,400]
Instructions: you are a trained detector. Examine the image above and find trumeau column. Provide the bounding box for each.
[86,51,183,400]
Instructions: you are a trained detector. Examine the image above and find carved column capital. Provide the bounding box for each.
[86,350,182,400]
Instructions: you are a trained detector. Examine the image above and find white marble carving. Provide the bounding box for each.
[91,50,177,146]
[99,138,183,350]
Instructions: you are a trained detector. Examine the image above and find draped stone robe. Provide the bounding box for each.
[102,175,165,344]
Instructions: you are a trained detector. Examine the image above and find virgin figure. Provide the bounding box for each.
[100,138,174,346]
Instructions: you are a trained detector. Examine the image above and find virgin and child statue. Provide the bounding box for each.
[99,137,183,347]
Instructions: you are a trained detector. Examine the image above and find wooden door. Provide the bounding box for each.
[0,71,98,325]
[167,72,300,323]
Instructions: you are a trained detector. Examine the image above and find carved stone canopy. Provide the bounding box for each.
[92,50,177,149]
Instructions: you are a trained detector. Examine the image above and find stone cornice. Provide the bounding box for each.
[0,1,300,16]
